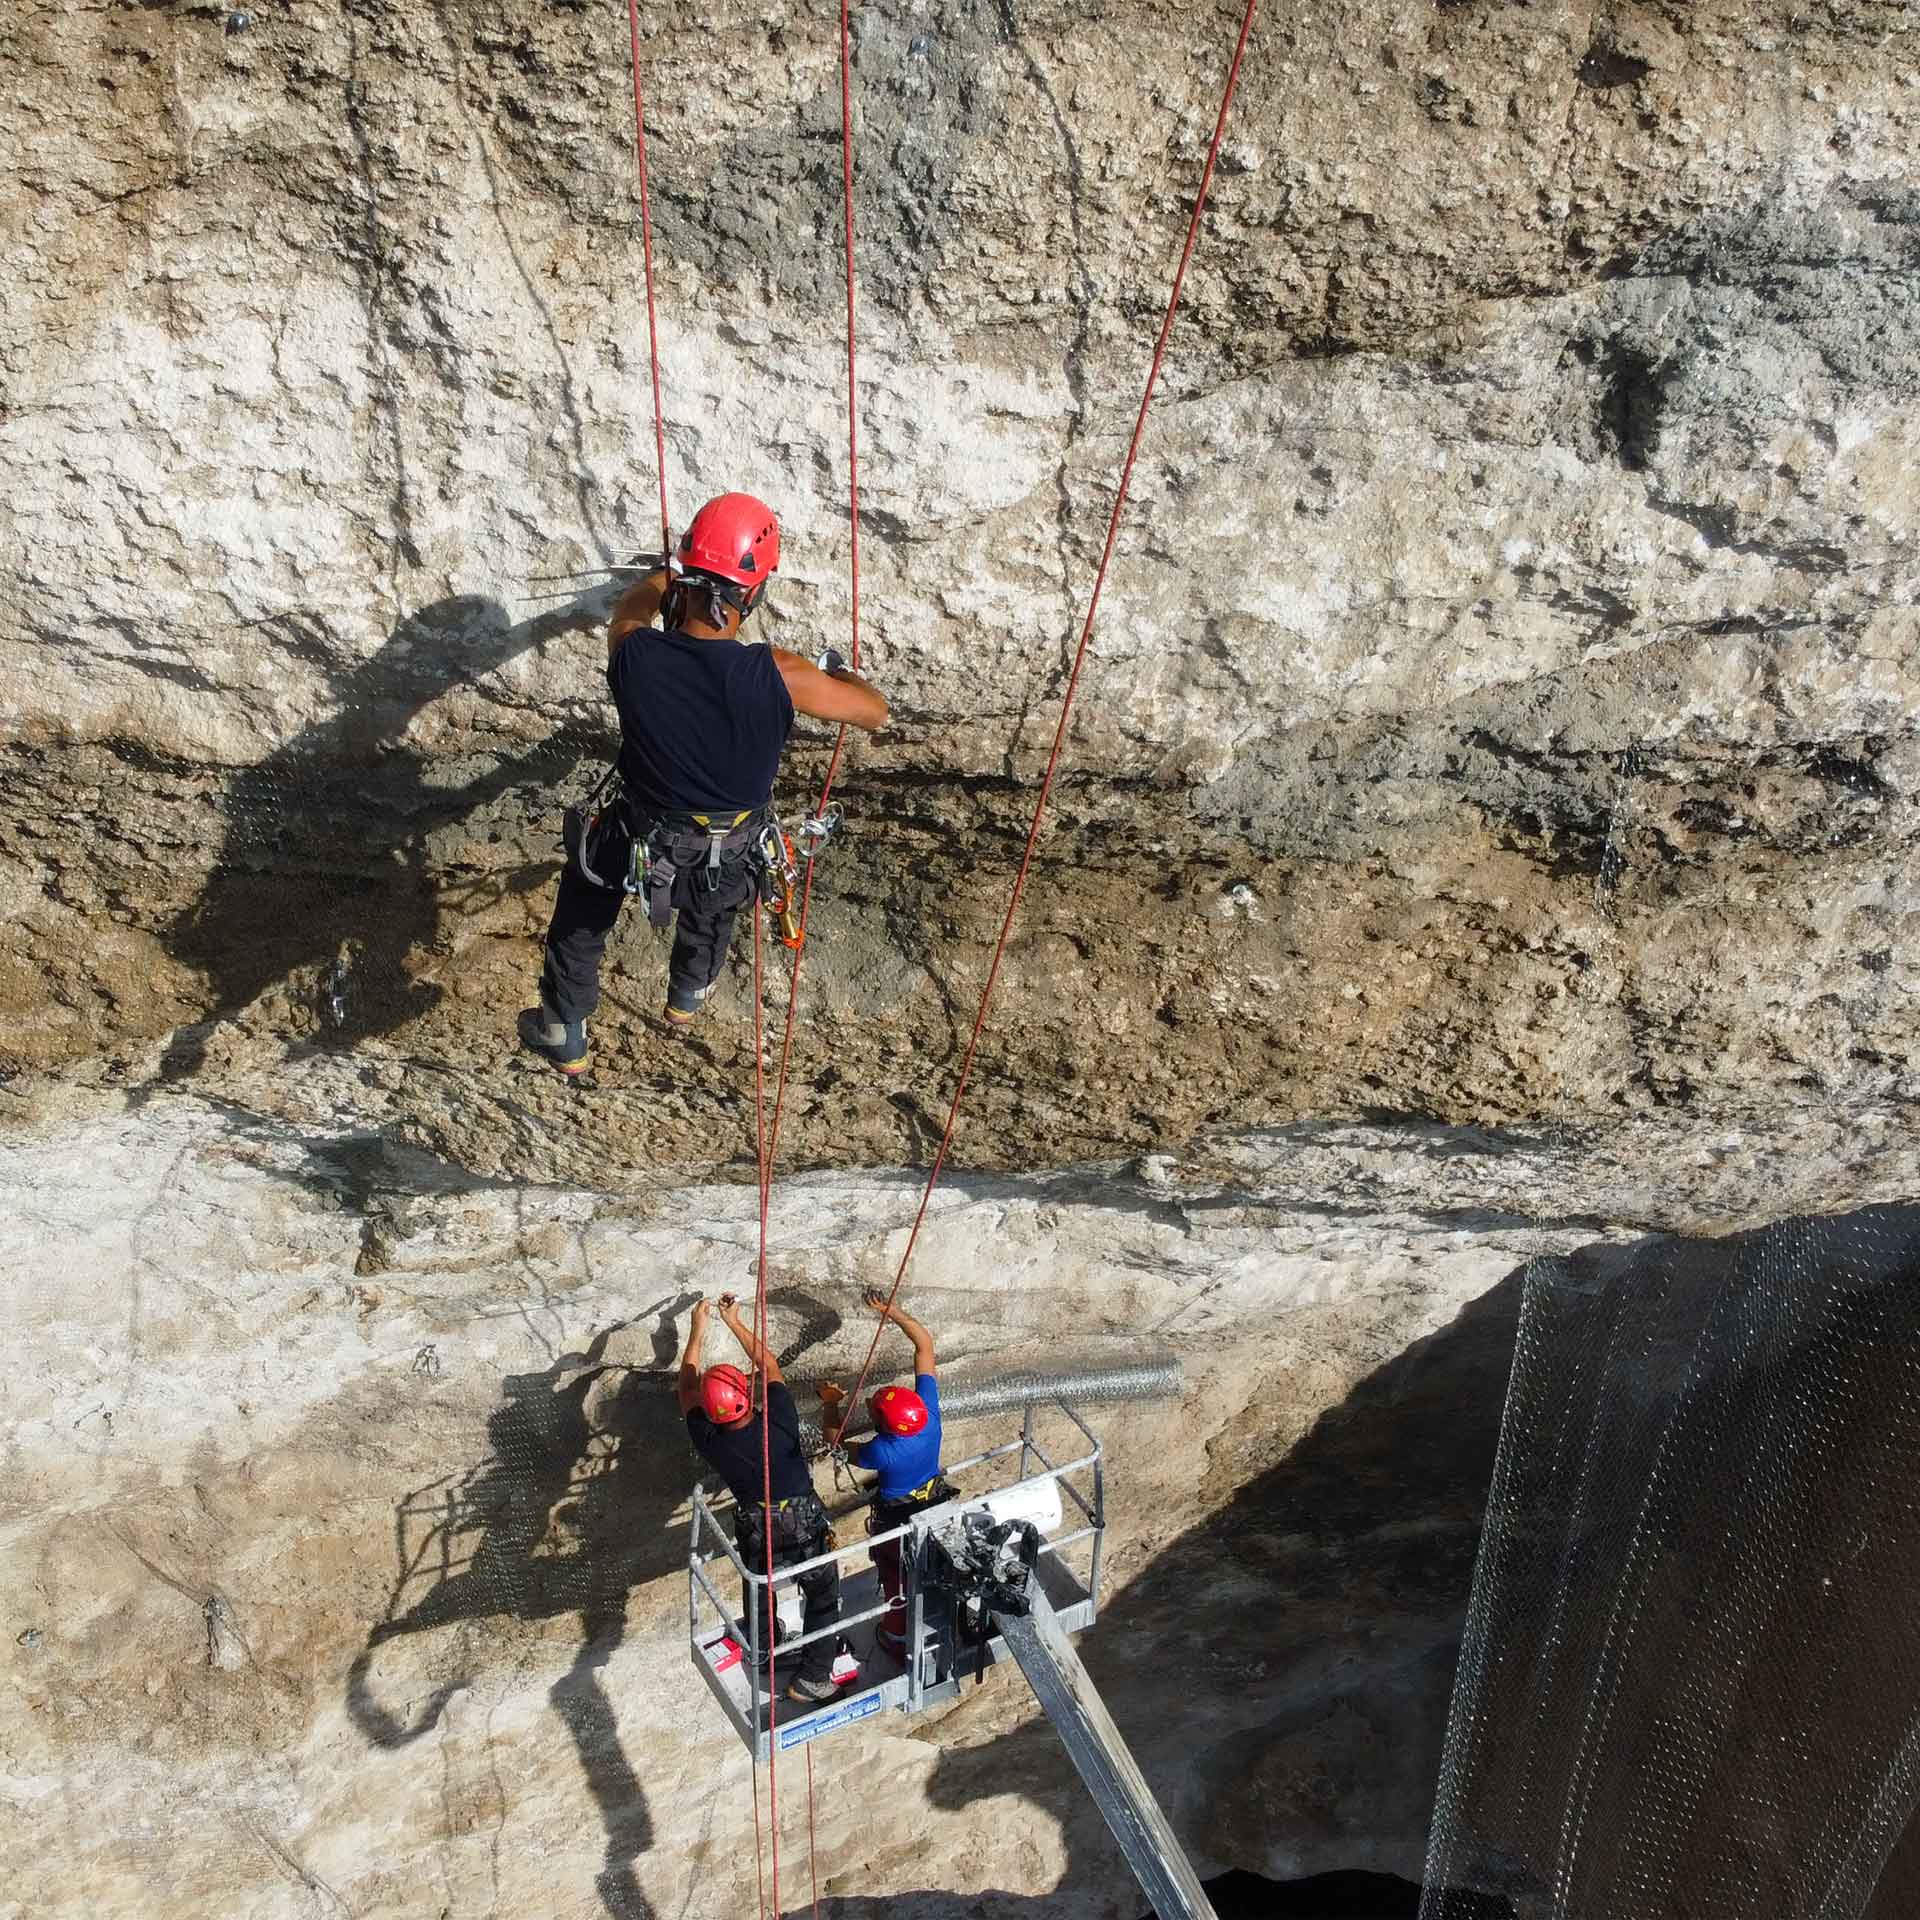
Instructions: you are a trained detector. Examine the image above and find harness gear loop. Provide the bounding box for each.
[564,764,647,894]
[565,767,823,949]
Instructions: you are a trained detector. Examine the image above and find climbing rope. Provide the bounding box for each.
[837,0,1264,1419]
[761,0,867,1181]
[748,906,785,1918]
[618,0,1259,1908]
[759,7,870,1908]
[622,0,671,551]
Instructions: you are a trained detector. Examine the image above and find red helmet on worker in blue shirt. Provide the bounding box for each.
[676,492,780,616]
[702,1363,753,1424]
[870,1385,929,1436]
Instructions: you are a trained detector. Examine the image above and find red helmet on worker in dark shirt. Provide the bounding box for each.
[677,492,780,614]
[701,1363,753,1424]
[869,1385,929,1436]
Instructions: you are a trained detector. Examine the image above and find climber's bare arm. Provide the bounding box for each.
[718,1294,785,1387]
[676,1298,711,1414]
[773,648,889,731]
[865,1287,936,1377]
[608,566,672,656]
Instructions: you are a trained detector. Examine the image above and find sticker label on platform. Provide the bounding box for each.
[776,1688,882,1749]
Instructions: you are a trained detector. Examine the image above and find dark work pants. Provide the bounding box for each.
[736,1519,841,1684]
[869,1505,912,1633]
[539,830,756,1025]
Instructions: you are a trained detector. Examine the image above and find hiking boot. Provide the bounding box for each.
[663,979,719,1027]
[518,1001,588,1075]
[786,1671,838,1705]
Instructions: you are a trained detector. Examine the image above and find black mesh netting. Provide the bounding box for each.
[1420,1203,1920,1920]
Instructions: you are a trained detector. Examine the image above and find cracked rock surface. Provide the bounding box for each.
[2,0,1918,1912]
[1,0,1915,1173]
[6,1094,1916,1915]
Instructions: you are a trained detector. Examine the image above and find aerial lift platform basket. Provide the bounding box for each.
[687,1398,1219,1920]
[688,1399,1105,1758]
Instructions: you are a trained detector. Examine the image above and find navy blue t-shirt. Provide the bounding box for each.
[609,630,795,817]
[686,1382,814,1506]
[857,1374,944,1502]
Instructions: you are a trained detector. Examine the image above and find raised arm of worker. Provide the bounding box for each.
[772,646,889,732]
[674,1297,713,1414]
[717,1292,784,1386]
[607,563,672,655]
[867,1288,936,1376]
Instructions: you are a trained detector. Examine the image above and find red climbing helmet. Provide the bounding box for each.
[676,492,780,614]
[702,1363,753,1424]
[869,1385,929,1437]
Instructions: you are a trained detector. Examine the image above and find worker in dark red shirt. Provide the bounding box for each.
[678,1293,842,1703]
[522,492,888,1073]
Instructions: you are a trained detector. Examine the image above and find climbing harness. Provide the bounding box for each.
[868,1472,960,1535]
[564,761,841,961]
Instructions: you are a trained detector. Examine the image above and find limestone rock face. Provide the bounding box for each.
[1,0,1915,1175]
[6,1095,1916,1917]
[2,1,1918,1913]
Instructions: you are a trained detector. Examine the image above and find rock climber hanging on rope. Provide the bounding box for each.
[678,1292,846,1704]
[820,1288,953,1663]
[520,492,890,1073]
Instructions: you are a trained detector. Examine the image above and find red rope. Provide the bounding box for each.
[750,1759,768,1920]
[806,1747,822,1919]
[766,19,863,1914]
[838,0,1263,1417]
[749,908,782,1916]
[837,0,862,676]
[622,0,671,551]
[761,0,865,1166]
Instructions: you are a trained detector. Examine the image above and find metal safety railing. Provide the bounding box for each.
[688,1399,1107,1752]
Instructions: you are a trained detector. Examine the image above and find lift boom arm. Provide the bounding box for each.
[996,1582,1220,1920]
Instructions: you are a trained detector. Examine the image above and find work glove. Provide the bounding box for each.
[816,647,848,676]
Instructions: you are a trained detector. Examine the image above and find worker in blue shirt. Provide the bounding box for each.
[821,1289,953,1661]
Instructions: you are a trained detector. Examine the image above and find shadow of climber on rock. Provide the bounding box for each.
[156,583,620,1081]
[346,1301,699,1920]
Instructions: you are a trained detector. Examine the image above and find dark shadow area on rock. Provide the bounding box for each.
[815,1267,1528,1916]
[1422,1204,1920,1920]
[152,586,616,1082]
[345,1312,697,1920]
[1199,1868,1422,1917]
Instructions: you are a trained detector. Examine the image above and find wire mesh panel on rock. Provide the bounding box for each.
[1421,1204,1920,1920]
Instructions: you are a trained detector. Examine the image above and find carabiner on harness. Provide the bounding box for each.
[756,821,804,950]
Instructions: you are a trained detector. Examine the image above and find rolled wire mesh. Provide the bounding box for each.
[791,1355,1184,1446]
[1420,1204,1920,1920]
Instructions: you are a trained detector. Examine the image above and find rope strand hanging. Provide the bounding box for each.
[749,906,784,1916]
[762,0,868,1177]
[755,4,866,1907]
[623,0,671,550]
[838,0,1263,1419]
